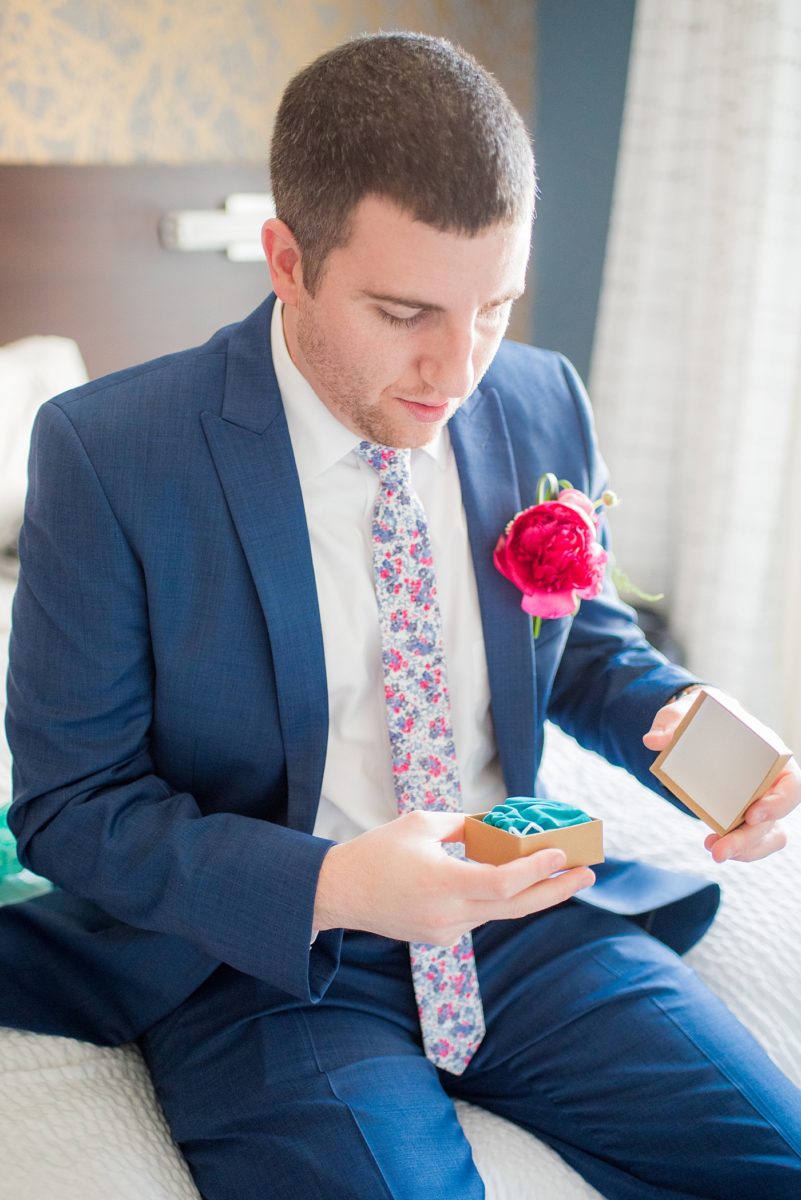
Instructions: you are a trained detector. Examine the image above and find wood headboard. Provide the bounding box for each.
[0,164,271,379]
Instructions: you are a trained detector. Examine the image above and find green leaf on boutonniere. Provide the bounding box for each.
[611,565,664,604]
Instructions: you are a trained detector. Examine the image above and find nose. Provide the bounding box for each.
[418,322,475,400]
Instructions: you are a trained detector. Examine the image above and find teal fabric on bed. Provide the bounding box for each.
[0,803,51,905]
[0,804,21,876]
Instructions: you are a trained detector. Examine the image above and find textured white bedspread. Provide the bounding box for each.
[1,557,799,1200]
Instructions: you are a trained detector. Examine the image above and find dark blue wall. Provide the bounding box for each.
[531,0,636,382]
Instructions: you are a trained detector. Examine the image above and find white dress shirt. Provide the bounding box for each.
[270,300,506,842]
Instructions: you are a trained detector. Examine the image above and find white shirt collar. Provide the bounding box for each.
[270,297,447,482]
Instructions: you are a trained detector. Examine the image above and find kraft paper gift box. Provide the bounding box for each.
[464,810,604,868]
[650,688,792,835]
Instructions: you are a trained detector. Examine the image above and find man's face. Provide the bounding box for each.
[280,196,531,448]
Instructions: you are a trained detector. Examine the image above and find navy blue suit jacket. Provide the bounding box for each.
[3,296,713,1044]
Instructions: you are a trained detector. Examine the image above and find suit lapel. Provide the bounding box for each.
[450,388,538,796]
[201,298,328,833]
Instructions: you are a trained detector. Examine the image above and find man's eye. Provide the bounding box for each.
[379,309,424,329]
[480,303,512,325]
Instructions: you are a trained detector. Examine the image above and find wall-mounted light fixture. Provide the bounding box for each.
[159,193,275,261]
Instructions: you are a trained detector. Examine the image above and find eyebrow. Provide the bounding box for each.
[362,288,524,312]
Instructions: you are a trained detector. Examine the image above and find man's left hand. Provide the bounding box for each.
[642,688,801,863]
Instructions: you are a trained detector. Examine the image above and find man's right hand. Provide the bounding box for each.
[312,810,596,944]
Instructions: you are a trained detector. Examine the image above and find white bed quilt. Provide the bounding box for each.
[1,587,799,1200]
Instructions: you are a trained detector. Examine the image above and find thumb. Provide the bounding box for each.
[642,706,683,751]
[643,687,704,752]
[414,810,466,844]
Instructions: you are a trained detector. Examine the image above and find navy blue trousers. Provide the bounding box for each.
[139,902,801,1199]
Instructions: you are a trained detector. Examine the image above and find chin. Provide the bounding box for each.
[350,415,437,449]
[344,394,454,448]
[384,422,444,450]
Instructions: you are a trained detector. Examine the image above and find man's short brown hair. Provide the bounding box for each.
[269,32,536,293]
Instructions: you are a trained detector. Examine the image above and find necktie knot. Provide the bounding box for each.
[356,441,412,490]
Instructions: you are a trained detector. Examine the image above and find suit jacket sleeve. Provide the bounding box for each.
[6,399,342,1002]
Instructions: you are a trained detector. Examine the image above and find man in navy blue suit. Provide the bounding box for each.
[5,32,801,1199]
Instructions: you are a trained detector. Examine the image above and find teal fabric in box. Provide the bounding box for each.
[483,797,592,836]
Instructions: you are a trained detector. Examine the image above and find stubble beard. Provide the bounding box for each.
[294,306,443,450]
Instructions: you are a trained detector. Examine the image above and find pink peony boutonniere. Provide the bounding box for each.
[493,472,620,637]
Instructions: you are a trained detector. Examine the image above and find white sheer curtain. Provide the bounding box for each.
[590,0,801,749]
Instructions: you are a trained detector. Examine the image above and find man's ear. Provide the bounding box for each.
[262,218,304,306]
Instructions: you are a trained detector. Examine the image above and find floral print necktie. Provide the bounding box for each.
[356,440,485,1075]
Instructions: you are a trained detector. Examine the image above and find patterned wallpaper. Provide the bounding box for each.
[0,1,534,163]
